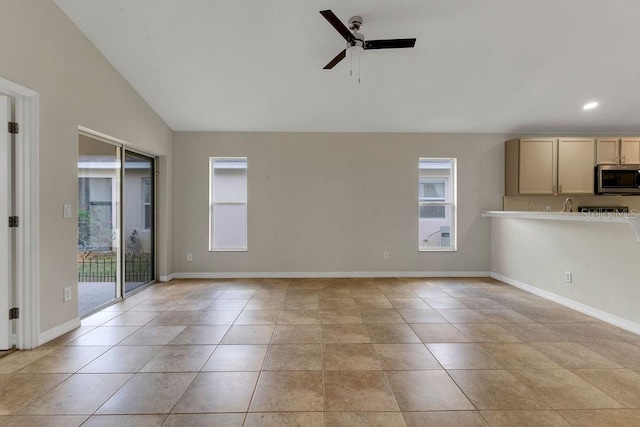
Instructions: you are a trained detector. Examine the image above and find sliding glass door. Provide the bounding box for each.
[77,135,121,317]
[78,134,156,317]
[123,152,155,295]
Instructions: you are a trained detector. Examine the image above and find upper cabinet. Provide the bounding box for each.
[519,138,558,195]
[596,138,620,165]
[557,138,595,195]
[506,137,595,196]
[596,138,640,165]
[621,139,640,164]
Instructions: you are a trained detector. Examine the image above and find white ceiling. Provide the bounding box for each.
[55,0,640,133]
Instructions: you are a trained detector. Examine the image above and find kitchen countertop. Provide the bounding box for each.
[481,210,640,241]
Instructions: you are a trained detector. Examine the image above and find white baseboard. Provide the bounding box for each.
[172,271,490,279]
[491,272,640,335]
[159,273,174,282]
[38,317,81,346]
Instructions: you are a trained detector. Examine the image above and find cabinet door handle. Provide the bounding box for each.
[559,185,563,193]
[553,185,557,194]
[622,155,626,164]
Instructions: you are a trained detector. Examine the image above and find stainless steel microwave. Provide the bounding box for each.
[596,164,640,194]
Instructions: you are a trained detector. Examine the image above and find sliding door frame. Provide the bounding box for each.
[122,149,157,297]
[78,130,124,313]
[78,127,158,312]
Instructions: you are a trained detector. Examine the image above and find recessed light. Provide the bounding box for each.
[583,101,599,110]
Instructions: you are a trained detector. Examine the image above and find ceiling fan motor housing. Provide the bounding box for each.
[348,16,363,31]
[349,32,365,49]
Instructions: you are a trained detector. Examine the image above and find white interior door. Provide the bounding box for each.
[0,95,12,350]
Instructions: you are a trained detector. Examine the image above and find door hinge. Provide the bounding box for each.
[8,122,18,134]
[8,216,19,228]
[9,307,19,320]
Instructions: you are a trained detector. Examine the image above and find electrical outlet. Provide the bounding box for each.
[63,204,72,218]
[383,251,390,260]
[63,286,72,302]
[186,253,193,262]
[564,271,573,283]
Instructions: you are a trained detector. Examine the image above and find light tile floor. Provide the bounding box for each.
[1,278,640,426]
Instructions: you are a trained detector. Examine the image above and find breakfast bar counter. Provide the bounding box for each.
[482,210,640,241]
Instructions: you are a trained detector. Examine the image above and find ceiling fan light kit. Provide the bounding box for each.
[319,9,416,82]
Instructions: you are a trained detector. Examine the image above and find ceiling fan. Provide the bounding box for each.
[320,9,417,70]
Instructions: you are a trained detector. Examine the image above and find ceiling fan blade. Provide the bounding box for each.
[320,10,355,43]
[323,49,347,69]
[365,38,416,50]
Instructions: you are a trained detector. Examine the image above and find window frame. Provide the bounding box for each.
[209,157,248,252]
[418,158,457,252]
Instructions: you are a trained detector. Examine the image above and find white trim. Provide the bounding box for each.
[491,272,640,335]
[79,126,129,147]
[0,78,38,97]
[11,334,16,346]
[38,317,81,346]
[79,127,161,159]
[209,157,249,252]
[0,78,40,350]
[173,271,490,279]
[159,274,174,282]
[419,248,457,252]
[0,95,10,350]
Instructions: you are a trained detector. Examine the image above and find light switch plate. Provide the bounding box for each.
[63,204,72,218]
[63,286,72,302]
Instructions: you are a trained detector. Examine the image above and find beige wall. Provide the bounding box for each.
[0,1,173,332]
[491,217,640,325]
[173,132,505,275]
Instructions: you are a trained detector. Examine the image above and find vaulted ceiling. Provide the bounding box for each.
[55,0,640,133]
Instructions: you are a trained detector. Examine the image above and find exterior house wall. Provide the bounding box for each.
[123,169,152,253]
[77,169,152,253]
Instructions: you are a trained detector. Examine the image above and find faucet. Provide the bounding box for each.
[562,198,573,212]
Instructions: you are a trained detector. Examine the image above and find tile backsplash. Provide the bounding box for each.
[504,195,640,213]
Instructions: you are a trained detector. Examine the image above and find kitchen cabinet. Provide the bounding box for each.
[505,137,595,196]
[557,138,595,194]
[621,139,640,164]
[595,138,640,165]
[596,138,620,165]
[505,138,557,195]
